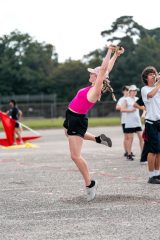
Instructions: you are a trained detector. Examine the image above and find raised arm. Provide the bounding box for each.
[147,82,160,98]
[87,45,124,103]
[94,45,114,89]
[95,46,124,88]
[107,47,124,75]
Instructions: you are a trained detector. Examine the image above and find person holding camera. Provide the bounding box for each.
[141,66,160,184]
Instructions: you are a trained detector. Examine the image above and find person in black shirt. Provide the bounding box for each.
[133,97,148,164]
[6,99,23,145]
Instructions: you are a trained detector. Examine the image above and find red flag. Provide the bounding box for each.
[0,112,15,145]
[0,111,41,146]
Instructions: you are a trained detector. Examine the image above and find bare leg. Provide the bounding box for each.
[124,133,129,153]
[147,153,156,172]
[155,153,160,170]
[64,128,68,137]
[136,131,144,151]
[64,128,92,140]
[13,130,17,145]
[68,135,91,186]
[126,133,134,155]
[147,153,160,183]
[84,132,96,141]
[15,128,23,144]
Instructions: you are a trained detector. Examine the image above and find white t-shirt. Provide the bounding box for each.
[141,86,160,121]
[116,96,127,124]
[124,96,142,128]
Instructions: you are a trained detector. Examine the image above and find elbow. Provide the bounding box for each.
[147,94,153,98]
[116,106,121,111]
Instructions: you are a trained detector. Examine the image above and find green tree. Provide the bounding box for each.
[96,16,160,97]
[51,59,88,102]
[0,30,58,95]
[1,18,160,102]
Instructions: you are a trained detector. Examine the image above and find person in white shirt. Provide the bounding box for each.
[116,85,129,157]
[121,85,144,160]
[141,66,160,184]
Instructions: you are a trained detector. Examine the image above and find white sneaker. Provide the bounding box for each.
[140,161,147,165]
[100,134,112,147]
[86,180,98,202]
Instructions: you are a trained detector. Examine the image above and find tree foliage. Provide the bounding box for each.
[0,30,58,95]
[0,16,160,101]
[99,16,160,97]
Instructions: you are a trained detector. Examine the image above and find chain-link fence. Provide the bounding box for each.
[0,94,118,118]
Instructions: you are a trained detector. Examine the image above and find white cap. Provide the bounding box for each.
[87,66,108,78]
[129,85,139,91]
[87,66,100,75]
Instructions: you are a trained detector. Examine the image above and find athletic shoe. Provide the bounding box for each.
[148,176,160,184]
[100,134,112,147]
[86,180,98,202]
[124,152,128,157]
[127,154,134,161]
[155,175,160,180]
[140,161,147,165]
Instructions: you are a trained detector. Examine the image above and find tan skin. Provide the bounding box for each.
[65,45,124,186]
[14,110,23,144]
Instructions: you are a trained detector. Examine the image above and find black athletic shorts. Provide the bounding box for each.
[63,109,88,138]
[15,122,20,128]
[124,126,142,133]
[145,121,160,153]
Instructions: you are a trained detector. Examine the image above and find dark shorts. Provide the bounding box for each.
[124,126,142,134]
[121,124,125,133]
[63,109,88,138]
[15,122,20,128]
[145,121,160,153]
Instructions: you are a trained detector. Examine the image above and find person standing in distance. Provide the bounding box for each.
[6,99,23,145]
[120,85,144,160]
[116,85,129,157]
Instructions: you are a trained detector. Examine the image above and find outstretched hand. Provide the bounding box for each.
[115,46,125,56]
[108,44,117,53]
[107,44,125,56]
[155,79,160,87]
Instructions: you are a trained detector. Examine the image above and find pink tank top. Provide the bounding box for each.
[68,86,95,114]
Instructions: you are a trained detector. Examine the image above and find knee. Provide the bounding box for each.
[70,154,80,162]
[125,135,129,141]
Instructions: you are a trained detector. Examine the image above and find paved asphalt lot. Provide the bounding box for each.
[0,126,160,240]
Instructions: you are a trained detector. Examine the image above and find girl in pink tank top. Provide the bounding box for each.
[63,45,124,201]
[68,86,94,114]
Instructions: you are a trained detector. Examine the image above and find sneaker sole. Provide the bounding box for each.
[87,180,98,202]
[127,158,134,161]
[148,180,160,184]
[100,134,112,147]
